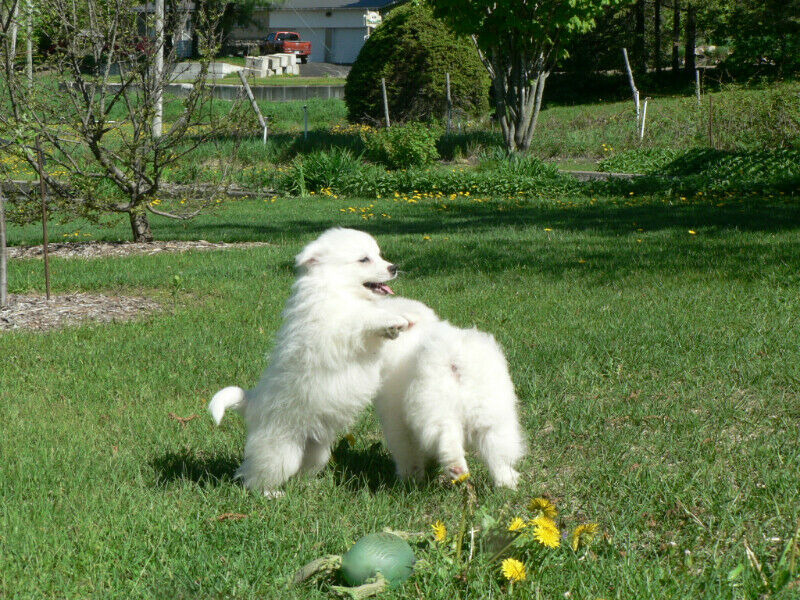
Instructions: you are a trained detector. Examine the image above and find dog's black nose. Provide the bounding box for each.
[388,264,398,276]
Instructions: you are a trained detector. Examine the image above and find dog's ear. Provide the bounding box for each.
[295,245,319,269]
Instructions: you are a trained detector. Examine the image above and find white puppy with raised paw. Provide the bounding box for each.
[375,297,526,489]
[208,228,412,495]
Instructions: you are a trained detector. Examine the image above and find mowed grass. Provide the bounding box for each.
[2,192,800,598]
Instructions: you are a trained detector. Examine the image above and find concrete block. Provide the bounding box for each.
[245,56,269,77]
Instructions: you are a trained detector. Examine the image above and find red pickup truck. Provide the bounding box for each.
[263,31,311,63]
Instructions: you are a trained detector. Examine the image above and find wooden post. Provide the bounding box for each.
[0,187,7,308]
[445,72,452,135]
[639,97,649,140]
[237,70,268,144]
[36,140,50,300]
[303,104,308,140]
[622,48,641,128]
[381,77,390,128]
[708,95,714,148]
[695,69,701,107]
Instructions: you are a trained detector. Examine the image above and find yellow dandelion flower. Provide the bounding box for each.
[544,228,553,232]
[423,235,431,241]
[500,558,526,582]
[688,230,697,235]
[450,472,470,484]
[571,523,599,551]
[432,520,447,542]
[528,497,557,519]
[508,517,527,532]
[532,518,560,548]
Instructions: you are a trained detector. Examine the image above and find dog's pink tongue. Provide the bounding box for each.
[380,284,394,295]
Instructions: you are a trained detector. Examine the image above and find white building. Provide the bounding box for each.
[230,0,396,64]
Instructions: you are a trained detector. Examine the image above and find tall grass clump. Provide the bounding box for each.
[277,148,376,195]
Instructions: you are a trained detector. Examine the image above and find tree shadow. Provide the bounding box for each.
[149,447,240,488]
[153,193,800,282]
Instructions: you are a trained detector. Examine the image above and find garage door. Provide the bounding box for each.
[331,28,366,64]
[293,27,326,63]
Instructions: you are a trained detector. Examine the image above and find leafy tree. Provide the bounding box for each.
[707,0,800,77]
[430,0,629,152]
[345,1,489,124]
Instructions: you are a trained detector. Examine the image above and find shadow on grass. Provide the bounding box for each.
[330,439,399,493]
[149,447,239,488]
[169,199,800,274]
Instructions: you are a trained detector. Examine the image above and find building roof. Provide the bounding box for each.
[270,0,396,9]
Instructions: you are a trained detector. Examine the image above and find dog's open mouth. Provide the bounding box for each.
[364,282,394,295]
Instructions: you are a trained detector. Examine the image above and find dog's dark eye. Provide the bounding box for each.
[359,256,371,263]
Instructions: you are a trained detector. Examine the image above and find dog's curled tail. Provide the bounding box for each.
[208,386,246,425]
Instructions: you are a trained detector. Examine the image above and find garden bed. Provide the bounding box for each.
[8,239,273,260]
[0,293,160,331]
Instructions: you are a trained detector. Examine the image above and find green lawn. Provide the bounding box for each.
[2,191,799,598]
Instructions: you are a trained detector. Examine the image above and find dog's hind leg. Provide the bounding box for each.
[299,438,332,475]
[236,432,304,495]
[476,425,523,489]
[431,421,469,481]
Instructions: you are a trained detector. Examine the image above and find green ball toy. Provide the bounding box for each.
[340,532,416,588]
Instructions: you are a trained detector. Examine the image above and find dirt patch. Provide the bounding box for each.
[0,293,160,331]
[8,240,273,260]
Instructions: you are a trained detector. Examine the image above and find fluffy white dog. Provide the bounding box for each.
[374,297,525,489]
[208,228,411,495]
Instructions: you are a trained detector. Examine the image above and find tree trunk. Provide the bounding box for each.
[684,4,696,74]
[129,210,154,242]
[672,1,681,72]
[634,0,646,73]
[8,1,18,58]
[0,188,7,308]
[654,0,662,74]
[25,0,33,86]
[488,42,548,153]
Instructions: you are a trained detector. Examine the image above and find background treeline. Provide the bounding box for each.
[560,0,800,79]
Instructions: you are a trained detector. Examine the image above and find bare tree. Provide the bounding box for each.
[0,0,247,242]
[684,3,697,74]
[672,0,681,72]
[634,0,646,73]
[654,0,662,74]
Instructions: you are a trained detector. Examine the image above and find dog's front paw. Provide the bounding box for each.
[382,316,410,339]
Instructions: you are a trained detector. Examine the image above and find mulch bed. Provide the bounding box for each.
[8,239,272,260]
[2,239,272,331]
[0,293,160,331]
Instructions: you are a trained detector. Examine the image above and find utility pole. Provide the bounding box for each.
[26,0,33,87]
[153,0,164,138]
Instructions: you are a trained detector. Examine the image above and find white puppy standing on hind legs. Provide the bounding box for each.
[375,297,526,489]
[208,228,412,496]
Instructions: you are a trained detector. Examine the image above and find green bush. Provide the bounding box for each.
[344,2,490,123]
[361,122,441,169]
